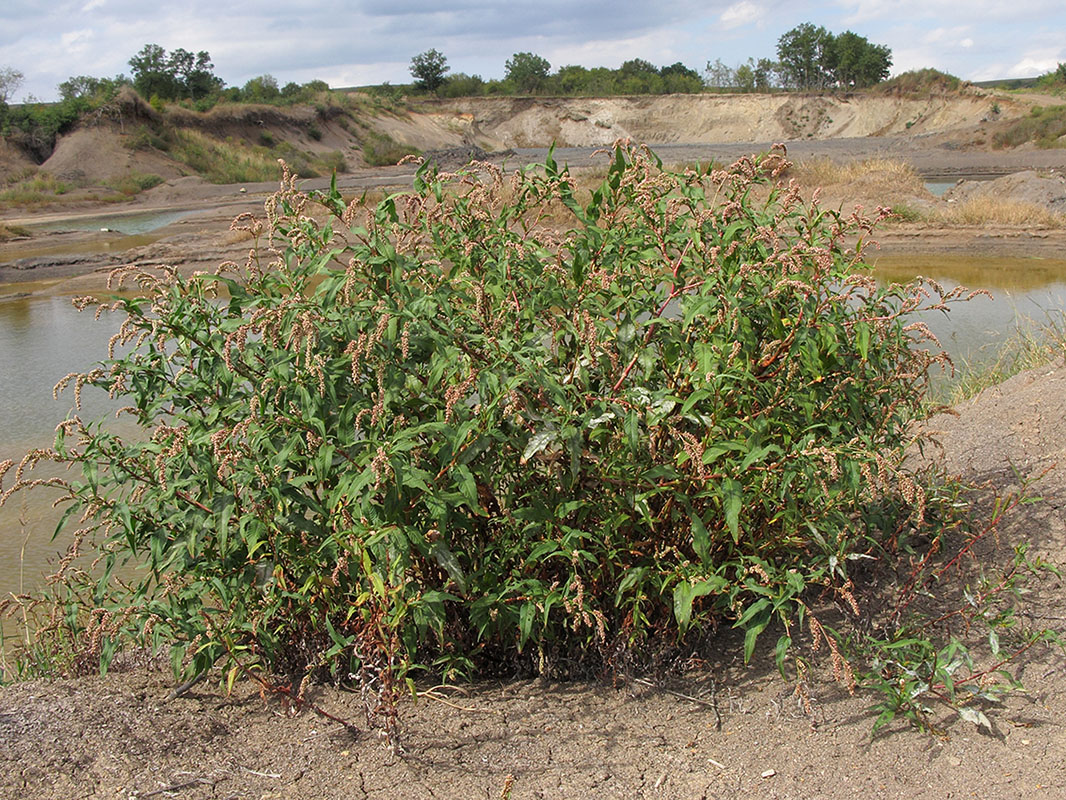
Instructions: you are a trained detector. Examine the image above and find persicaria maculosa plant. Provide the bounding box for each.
[3,144,977,733]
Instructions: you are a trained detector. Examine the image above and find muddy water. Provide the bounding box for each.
[0,297,125,627]
[25,209,198,236]
[1,256,1064,615]
[869,254,1066,382]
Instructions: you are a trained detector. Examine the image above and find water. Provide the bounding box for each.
[869,254,1066,377]
[924,181,958,197]
[25,209,198,236]
[0,255,1064,610]
[0,296,124,613]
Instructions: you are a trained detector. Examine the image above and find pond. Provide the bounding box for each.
[1,255,1064,625]
[24,209,199,236]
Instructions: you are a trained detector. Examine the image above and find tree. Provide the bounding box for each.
[704,58,736,89]
[440,72,486,98]
[410,49,449,92]
[505,52,551,94]
[129,44,178,99]
[776,23,834,90]
[171,49,223,99]
[827,31,891,88]
[754,58,777,91]
[660,62,699,80]
[242,74,281,103]
[0,66,23,104]
[57,74,127,105]
[660,62,704,94]
[128,44,222,101]
[734,60,756,93]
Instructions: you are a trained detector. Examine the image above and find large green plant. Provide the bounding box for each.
[4,145,1003,733]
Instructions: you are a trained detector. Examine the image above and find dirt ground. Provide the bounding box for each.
[1,361,1065,800]
[4,124,1066,296]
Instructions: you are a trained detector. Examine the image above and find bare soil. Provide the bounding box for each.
[1,362,1065,800]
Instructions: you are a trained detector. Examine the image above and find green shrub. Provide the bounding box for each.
[2,146,1051,740]
[105,171,164,196]
[362,130,418,166]
[0,172,75,207]
[993,104,1066,148]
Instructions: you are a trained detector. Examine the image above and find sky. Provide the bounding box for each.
[1,0,1064,102]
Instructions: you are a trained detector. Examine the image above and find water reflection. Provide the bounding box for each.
[868,254,1066,375]
[0,296,122,605]
[26,209,198,236]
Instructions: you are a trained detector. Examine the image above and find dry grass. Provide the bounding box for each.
[0,222,32,242]
[937,196,1064,227]
[788,157,927,195]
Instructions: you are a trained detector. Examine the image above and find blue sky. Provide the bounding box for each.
[2,0,1064,101]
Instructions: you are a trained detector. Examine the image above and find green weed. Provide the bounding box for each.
[1,146,1058,746]
[362,130,419,166]
[0,172,75,208]
[105,172,164,197]
[993,104,1066,148]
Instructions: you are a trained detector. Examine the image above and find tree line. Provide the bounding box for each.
[1,24,893,159]
[406,24,891,97]
[0,44,334,160]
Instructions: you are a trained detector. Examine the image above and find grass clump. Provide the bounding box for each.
[993,104,1066,149]
[0,172,75,208]
[1,146,1057,742]
[938,196,1063,227]
[362,130,419,166]
[104,172,164,197]
[874,68,963,97]
[789,157,926,195]
[943,312,1066,404]
[0,222,31,241]
[166,129,280,183]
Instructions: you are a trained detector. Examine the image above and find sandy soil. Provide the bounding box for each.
[1,361,1064,800]
[3,133,1066,298]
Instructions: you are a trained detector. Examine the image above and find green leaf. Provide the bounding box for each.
[673,582,696,630]
[775,635,792,678]
[519,601,536,648]
[721,478,742,542]
[690,511,710,563]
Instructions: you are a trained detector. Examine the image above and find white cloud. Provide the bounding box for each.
[81,0,106,11]
[960,38,973,48]
[839,0,1062,23]
[921,26,971,45]
[1009,55,1063,77]
[719,1,762,29]
[59,29,94,54]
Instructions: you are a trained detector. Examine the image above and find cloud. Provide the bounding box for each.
[2,0,1064,100]
[60,29,94,53]
[719,1,763,29]
[839,0,1063,23]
